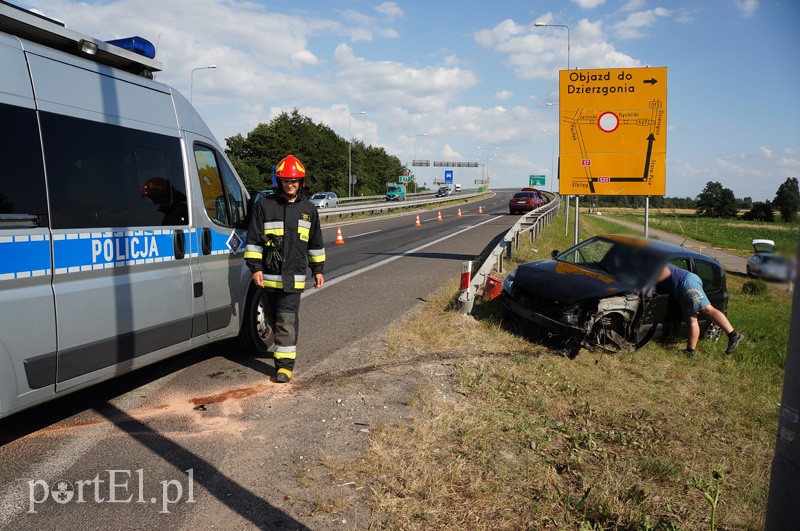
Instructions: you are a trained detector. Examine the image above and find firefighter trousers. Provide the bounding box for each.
[262,289,301,373]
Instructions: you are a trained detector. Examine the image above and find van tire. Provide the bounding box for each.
[239,286,273,355]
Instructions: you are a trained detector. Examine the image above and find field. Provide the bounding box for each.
[597,208,799,256]
[331,205,792,529]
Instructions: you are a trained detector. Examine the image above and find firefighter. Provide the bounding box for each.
[244,155,325,382]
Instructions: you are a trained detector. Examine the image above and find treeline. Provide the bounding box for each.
[225,109,406,197]
[588,178,800,223]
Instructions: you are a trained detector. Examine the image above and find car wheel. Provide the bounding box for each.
[703,322,722,342]
[746,266,753,277]
[238,286,273,355]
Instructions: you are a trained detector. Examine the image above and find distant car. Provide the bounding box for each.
[501,234,729,357]
[436,187,452,197]
[310,192,338,208]
[508,191,543,214]
[746,239,793,282]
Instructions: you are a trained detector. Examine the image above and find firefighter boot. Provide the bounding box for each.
[276,368,292,383]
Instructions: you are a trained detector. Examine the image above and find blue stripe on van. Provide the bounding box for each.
[0,235,52,278]
[52,230,177,272]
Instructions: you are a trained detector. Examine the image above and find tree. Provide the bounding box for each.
[741,202,775,222]
[773,177,800,223]
[695,181,738,218]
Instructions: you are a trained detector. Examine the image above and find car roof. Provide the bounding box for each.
[598,234,722,265]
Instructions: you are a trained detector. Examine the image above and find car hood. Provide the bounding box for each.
[513,260,636,305]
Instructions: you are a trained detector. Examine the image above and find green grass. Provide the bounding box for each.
[604,210,799,255]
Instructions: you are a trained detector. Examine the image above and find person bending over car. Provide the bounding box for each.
[658,263,744,358]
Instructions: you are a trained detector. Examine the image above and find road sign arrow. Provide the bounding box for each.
[642,133,656,181]
[643,78,658,85]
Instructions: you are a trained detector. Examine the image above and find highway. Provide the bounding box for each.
[0,190,521,529]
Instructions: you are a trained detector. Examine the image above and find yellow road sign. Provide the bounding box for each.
[559,67,667,196]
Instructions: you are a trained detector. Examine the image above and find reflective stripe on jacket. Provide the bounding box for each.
[245,191,325,293]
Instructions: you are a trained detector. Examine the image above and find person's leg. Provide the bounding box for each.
[687,315,700,351]
[699,304,734,335]
[272,291,301,381]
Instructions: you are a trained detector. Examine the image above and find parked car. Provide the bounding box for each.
[508,191,543,214]
[436,186,452,197]
[746,239,793,281]
[501,234,728,357]
[309,191,338,208]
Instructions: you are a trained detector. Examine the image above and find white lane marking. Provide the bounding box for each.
[303,215,498,299]
[349,230,381,238]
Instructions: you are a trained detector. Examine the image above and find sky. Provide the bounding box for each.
[16,0,800,201]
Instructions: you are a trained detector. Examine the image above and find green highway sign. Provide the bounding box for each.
[529,175,545,186]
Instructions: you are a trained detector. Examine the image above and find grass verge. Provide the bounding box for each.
[331,206,789,529]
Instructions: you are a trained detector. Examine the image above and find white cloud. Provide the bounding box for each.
[570,0,606,8]
[760,147,773,159]
[621,0,646,11]
[614,8,671,39]
[778,158,800,168]
[441,144,462,159]
[291,50,319,66]
[495,90,513,101]
[477,17,639,78]
[375,2,404,19]
[736,0,759,18]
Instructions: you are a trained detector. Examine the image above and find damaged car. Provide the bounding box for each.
[501,234,728,357]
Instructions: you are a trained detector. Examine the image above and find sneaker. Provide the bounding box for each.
[275,368,292,383]
[684,348,696,359]
[725,332,744,355]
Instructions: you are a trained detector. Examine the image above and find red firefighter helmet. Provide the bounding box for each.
[275,155,306,180]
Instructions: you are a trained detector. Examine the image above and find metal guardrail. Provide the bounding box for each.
[337,191,436,204]
[317,191,485,222]
[458,193,560,314]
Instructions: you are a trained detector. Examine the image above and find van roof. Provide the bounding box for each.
[0,1,162,76]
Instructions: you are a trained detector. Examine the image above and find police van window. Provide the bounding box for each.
[42,112,186,229]
[221,159,246,226]
[194,145,244,227]
[0,104,48,226]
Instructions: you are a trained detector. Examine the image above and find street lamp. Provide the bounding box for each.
[533,22,570,70]
[413,133,427,193]
[540,130,555,193]
[477,146,499,186]
[348,111,367,197]
[190,65,217,104]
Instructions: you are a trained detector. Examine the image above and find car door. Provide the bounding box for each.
[190,140,250,340]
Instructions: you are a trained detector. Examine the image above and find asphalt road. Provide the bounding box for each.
[0,190,523,529]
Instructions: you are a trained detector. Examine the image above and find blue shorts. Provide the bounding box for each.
[677,272,710,320]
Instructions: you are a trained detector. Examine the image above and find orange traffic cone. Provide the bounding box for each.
[334,227,345,244]
[437,210,443,221]
[457,208,462,217]
[414,215,422,227]
[478,205,484,215]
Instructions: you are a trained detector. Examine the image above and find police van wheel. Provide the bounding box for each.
[239,288,273,355]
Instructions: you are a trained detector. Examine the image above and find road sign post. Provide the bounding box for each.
[559,67,667,197]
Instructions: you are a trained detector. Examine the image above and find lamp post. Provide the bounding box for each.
[477,146,499,187]
[348,111,367,197]
[533,22,570,70]
[190,65,217,104]
[413,133,427,193]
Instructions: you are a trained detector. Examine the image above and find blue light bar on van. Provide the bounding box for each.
[105,36,156,59]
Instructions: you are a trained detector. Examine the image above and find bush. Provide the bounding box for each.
[742,280,768,295]
[741,202,775,222]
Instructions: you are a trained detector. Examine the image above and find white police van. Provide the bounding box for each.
[0,3,270,418]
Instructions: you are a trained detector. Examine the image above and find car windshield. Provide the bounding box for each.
[311,193,326,200]
[555,237,663,288]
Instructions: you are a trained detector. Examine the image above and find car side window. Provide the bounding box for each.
[43,112,187,229]
[695,259,722,292]
[194,144,246,228]
[0,104,48,226]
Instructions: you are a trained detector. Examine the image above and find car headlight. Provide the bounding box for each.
[503,270,516,292]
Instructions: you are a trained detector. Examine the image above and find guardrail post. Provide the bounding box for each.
[457,260,474,314]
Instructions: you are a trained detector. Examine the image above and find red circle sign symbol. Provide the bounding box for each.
[597,112,619,133]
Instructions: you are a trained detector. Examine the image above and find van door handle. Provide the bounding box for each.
[173,230,185,259]
[201,228,212,255]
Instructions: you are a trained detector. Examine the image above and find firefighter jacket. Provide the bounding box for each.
[244,190,325,293]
